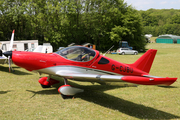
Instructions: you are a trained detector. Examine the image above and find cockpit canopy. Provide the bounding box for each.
[55,46,96,62]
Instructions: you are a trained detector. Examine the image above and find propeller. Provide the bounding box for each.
[9,30,15,51]
[8,29,15,72]
[3,51,13,72]
[0,30,15,72]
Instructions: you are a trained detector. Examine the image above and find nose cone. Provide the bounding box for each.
[3,51,12,58]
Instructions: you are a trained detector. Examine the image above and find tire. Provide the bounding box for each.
[61,94,74,99]
[121,52,125,55]
[41,84,51,88]
[134,52,138,55]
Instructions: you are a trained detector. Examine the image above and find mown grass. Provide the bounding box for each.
[150,37,157,43]
[0,43,180,120]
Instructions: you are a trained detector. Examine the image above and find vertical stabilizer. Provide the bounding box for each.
[130,49,157,73]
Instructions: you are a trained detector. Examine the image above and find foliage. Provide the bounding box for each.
[0,0,144,51]
[139,9,180,37]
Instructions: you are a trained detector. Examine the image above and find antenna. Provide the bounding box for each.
[103,45,114,56]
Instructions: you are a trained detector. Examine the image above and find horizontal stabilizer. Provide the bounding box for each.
[121,76,177,86]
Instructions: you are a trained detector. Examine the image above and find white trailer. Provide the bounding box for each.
[0,40,38,52]
[33,43,53,53]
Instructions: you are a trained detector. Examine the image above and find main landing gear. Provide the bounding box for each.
[38,76,84,99]
[58,78,84,99]
[58,84,84,99]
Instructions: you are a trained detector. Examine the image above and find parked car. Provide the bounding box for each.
[117,48,138,55]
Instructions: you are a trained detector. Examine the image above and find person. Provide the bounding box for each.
[45,48,47,53]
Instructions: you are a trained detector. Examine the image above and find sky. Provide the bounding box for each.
[124,0,180,10]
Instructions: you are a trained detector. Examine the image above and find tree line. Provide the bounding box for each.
[0,0,145,51]
[139,9,180,37]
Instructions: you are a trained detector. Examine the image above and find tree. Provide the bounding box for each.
[139,9,180,37]
[0,0,145,51]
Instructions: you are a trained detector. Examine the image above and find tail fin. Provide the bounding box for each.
[130,49,157,73]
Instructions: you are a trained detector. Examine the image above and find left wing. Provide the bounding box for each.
[56,71,177,86]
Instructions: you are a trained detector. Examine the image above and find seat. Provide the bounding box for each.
[76,55,83,61]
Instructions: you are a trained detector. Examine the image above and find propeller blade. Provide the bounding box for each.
[8,56,11,72]
[9,30,15,51]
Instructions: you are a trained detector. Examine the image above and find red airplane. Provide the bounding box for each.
[0,31,177,99]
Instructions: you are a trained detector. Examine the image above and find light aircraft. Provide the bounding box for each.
[0,30,51,71]
[0,30,14,72]
[0,30,177,99]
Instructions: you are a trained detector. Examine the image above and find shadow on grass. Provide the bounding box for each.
[26,81,180,119]
[76,90,180,119]
[0,90,11,94]
[26,89,59,98]
[159,86,178,88]
[0,65,32,75]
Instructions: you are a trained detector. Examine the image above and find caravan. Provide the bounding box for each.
[0,40,38,52]
[33,43,53,53]
[0,40,38,64]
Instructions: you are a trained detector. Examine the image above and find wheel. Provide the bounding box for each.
[41,84,51,88]
[134,52,138,55]
[121,52,125,55]
[61,94,74,99]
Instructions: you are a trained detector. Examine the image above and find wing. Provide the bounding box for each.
[56,71,177,86]
[56,70,124,84]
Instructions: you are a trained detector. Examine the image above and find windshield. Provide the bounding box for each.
[55,46,96,62]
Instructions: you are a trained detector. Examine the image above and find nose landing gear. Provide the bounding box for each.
[39,76,60,88]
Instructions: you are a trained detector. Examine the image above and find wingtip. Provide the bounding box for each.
[12,30,15,33]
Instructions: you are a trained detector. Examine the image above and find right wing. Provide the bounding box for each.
[56,71,177,86]
[56,70,124,83]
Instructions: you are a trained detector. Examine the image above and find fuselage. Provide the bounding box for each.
[12,46,148,77]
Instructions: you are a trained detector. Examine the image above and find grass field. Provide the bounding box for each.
[150,37,157,43]
[1,43,180,120]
